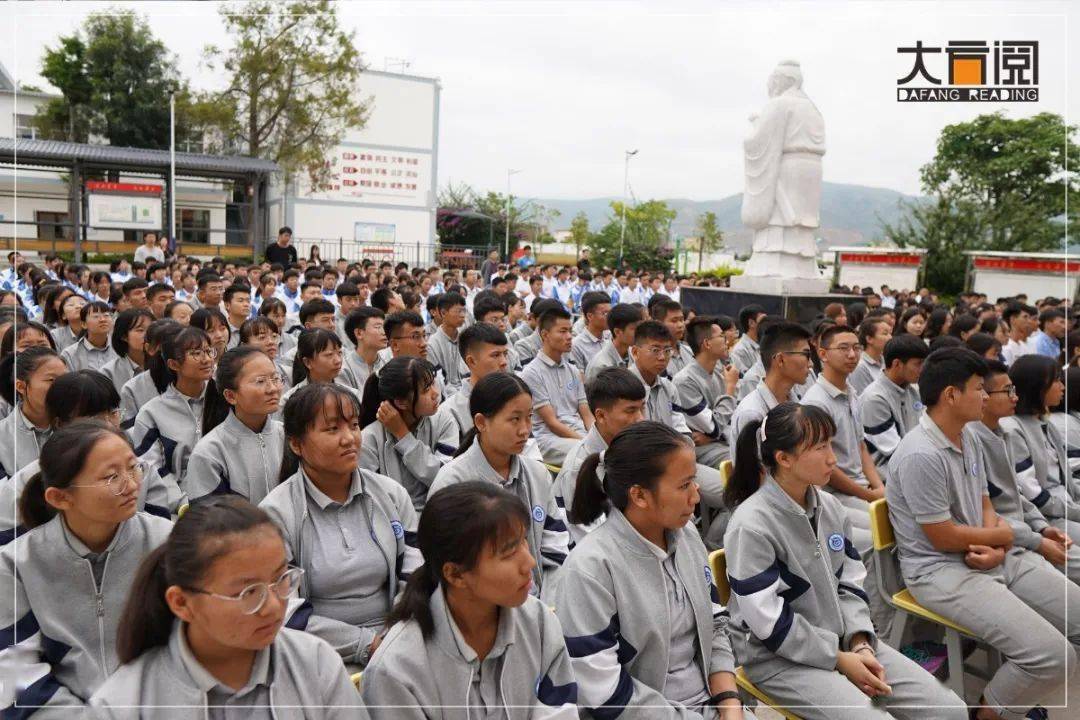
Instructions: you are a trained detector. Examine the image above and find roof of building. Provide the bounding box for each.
[0,137,279,178]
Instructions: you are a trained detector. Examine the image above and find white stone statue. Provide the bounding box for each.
[732,60,828,294]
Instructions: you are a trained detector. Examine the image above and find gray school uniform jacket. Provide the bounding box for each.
[259,467,422,665]
[666,341,696,378]
[584,339,629,385]
[363,585,578,720]
[553,508,735,719]
[862,373,923,481]
[184,412,285,506]
[1050,411,1080,479]
[432,381,473,443]
[131,384,207,513]
[427,327,463,395]
[89,624,366,720]
[730,334,759,375]
[119,371,159,430]
[49,324,77,352]
[430,440,571,596]
[359,415,459,513]
[674,360,736,466]
[0,513,172,714]
[515,329,542,367]
[60,336,119,373]
[1002,414,1080,522]
[552,425,608,544]
[99,356,141,397]
[629,362,691,436]
[724,477,875,682]
[508,321,533,346]
[848,352,883,396]
[0,407,51,480]
[965,421,1050,552]
[338,349,376,392]
[570,328,605,372]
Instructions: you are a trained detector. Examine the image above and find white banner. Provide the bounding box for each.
[87,193,162,230]
[301,146,432,208]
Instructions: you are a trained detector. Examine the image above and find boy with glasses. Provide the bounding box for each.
[730,321,812,442]
[674,316,740,468]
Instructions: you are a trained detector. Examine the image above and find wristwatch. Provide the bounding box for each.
[707,690,742,707]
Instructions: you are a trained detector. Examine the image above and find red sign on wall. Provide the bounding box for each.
[972,256,1079,274]
[85,181,162,195]
[839,252,922,266]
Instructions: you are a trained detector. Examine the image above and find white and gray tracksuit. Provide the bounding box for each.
[848,352,883,396]
[667,341,696,378]
[968,420,1080,586]
[584,339,629,385]
[514,329,542,367]
[0,513,171,715]
[184,412,285,506]
[862,373,923,482]
[362,586,578,719]
[725,477,966,720]
[430,440,570,598]
[730,383,798,450]
[736,360,815,404]
[889,414,1080,720]
[60,337,118,373]
[99,356,141,398]
[119,371,159,430]
[131,384,207,514]
[553,508,735,720]
[552,425,608,545]
[0,407,51,481]
[432,380,473,443]
[1049,410,1080,480]
[89,623,366,719]
[1001,414,1080,534]
[259,467,421,667]
[508,321,532,347]
[359,414,458,513]
[730,334,759,375]
[673,360,736,467]
[426,327,463,396]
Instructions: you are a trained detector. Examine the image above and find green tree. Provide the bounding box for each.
[35,36,92,142]
[568,211,590,259]
[588,200,676,271]
[436,182,554,253]
[203,0,369,184]
[694,210,724,271]
[885,112,1078,294]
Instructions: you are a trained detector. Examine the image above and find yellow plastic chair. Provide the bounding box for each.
[177,503,189,519]
[720,460,732,487]
[543,462,561,478]
[869,499,996,698]
[351,672,362,693]
[708,549,802,720]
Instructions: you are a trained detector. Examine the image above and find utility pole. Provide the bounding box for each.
[618,149,638,269]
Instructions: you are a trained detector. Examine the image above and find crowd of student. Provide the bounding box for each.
[0,230,1078,718]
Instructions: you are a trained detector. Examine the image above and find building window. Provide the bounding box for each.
[15,114,36,140]
[177,208,210,244]
[35,211,69,241]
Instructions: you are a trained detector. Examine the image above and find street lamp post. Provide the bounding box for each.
[618,149,638,269]
[168,87,177,253]
[505,168,521,260]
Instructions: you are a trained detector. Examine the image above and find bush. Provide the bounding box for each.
[698,265,743,281]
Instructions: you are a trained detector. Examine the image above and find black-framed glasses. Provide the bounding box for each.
[187,567,305,615]
[987,385,1018,398]
[776,349,813,361]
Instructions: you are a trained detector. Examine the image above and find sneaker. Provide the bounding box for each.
[900,642,947,676]
[1025,707,1048,720]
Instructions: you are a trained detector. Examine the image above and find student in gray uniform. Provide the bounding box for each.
[191,307,231,364]
[848,316,891,396]
[1003,354,1080,540]
[0,346,66,479]
[861,335,927,481]
[432,322,510,443]
[1049,366,1080,480]
[430,373,571,598]
[132,327,216,513]
[257,298,298,359]
[51,292,87,352]
[240,316,291,390]
[520,305,593,465]
[0,370,173,546]
[363,482,579,718]
[338,306,385,392]
[60,300,118,372]
[0,421,172,715]
[651,297,695,376]
[426,291,467,395]
[570,291,611,371]
[724,402,966,720]
[888,348,1080,720]
[554,367,645,543]
[260,383,421,667]
[514,298,561,367]
[222,283,251,350]
[584,302,643,385]
[676,317,740,468]
[186,347,286,506]
[972,360,1080,585]
[277,298,337,379]
[278,329,362,408]
[92,495,366,718]
[730,304,767,375]
[0,319,56,356]
[100,309,154,397]
[120,319,182,430]
[555,422,745,719]
[359,356,457,512]
[472,293,523,372]
[730,321,812,445]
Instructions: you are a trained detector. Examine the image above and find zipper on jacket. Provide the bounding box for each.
[256,433,269,496]
[802,516,844,618]
[87,552,112,672]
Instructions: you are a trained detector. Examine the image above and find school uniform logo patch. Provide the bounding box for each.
[532,505,546,523]
[390,520,405,539]
[828,533,845,552]
[913,400,925,412]
[704,565,714,584]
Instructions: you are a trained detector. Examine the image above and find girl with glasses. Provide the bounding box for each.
[363,482,579,718]
[1,421,172,716]
[90,496,366,718]
[187,347,286,506]
[240,316,290,391]
[260,383,421,668]
[190,308,231,362]
[131,327,216,514]
[0,346,67,479]
[119,319,182,429]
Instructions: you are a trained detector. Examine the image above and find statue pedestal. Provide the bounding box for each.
[730,273,829,296]
[680,285,859,327]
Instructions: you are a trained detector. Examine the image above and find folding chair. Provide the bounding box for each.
[351,672,362,693]
[543,462,561,479]
[869,498,997,698]
[708,549,803,720]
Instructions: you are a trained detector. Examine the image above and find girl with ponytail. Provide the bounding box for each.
[363,481,579,717]
[185,347,286,506]
[90,496,366,717]
[430,372,570,598]
[119,318,182,429]
[1,421,171,716]
[358,355,457,513]
[50,292,87,351]
[722,402,966,719]
[553,420,744,718]
[0,345,67,479]
[259,382,421,668]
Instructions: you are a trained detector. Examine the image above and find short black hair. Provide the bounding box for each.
[918,347,988,407]
[298,298,335,324]
[122,277,148,295]
[883,334,930,368]
[146,283,174,301]
[1002,302,1036,325]
[196,272,223,289]
[648,297,682,322]
[608,303,644,333]
[344,307,384,344]
[336,281,359,299]
[384,311,424,340]
[473,295,506,323]
[1039,308,1065,329]
[1010,354,1062,416]
[632,320,674,346]
[586,367,646,412]
[817,324,858,350]
[759,321,812,371]
[370,287,396,312]
[538,305,572,333]
[459,322,507,360]
[857,317,889,347]
[685,316,719,355]
[738,304,767,333]
[223,284,250,303]
[581,291,611,318]
[436,292,466,313]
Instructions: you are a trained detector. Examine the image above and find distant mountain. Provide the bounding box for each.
[531,182,925,254]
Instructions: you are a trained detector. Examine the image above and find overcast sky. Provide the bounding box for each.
[2,0,1076,201]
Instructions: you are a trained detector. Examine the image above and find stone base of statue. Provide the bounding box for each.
[730,225,829,295]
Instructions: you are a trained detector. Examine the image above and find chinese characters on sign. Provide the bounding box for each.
[301,146,431,207]
[897,40,1039,102]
